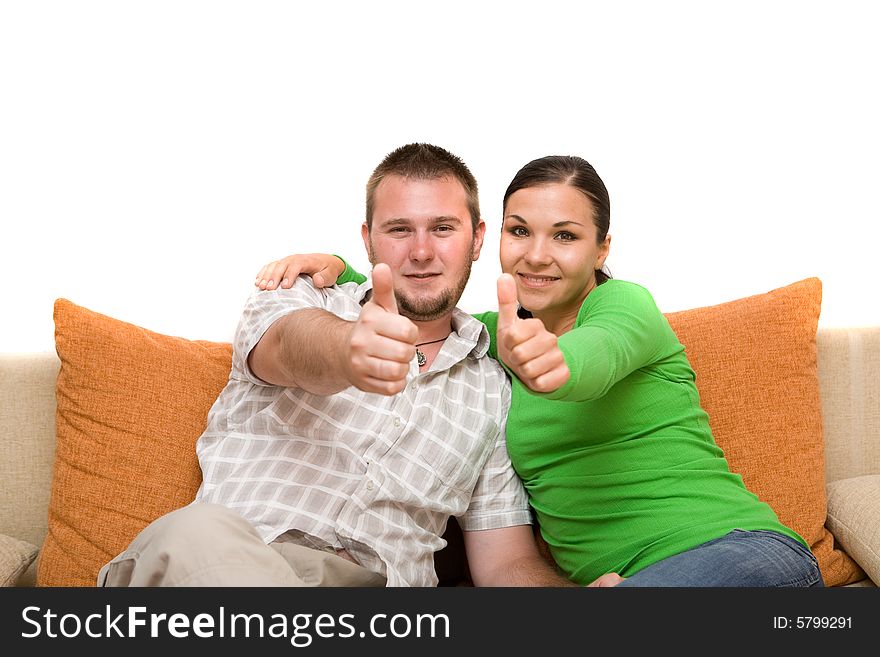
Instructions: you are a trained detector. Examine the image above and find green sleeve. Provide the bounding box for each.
[541,282,669,403]
[332,254,367,285]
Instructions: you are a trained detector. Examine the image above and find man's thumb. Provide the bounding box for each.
[497,274,519,330]
[371,263,398,314]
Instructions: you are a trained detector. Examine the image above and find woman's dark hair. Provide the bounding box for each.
[502,155,611,285]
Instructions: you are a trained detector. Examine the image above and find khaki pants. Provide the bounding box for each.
[97,503,386,587]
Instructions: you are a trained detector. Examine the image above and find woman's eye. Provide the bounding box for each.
[556,231,576,241]
[510,226,528,237]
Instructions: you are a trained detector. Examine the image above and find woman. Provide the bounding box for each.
[254,155,822,587]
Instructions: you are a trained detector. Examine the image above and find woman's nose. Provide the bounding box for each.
[524,238,551,266]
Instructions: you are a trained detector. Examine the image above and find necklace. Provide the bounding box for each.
[415,337,447,367]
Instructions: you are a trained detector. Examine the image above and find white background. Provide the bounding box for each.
[2,1,878,352]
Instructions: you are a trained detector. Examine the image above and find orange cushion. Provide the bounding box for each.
[37,299,232,586]
[665,278,864,586]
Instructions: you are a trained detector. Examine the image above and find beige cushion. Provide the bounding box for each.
[0,533,39,587]
[826,475,880,585]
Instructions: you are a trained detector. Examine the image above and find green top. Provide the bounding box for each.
[338,263,805,584]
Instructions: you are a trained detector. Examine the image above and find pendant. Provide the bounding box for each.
[416,348,427,367]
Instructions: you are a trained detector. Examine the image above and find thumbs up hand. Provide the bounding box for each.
[344,263,418,395]
[496,274,570,393]
[369,262,399,314]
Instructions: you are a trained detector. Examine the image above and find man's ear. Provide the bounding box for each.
[361,222,373,263]
[472,220,487,261]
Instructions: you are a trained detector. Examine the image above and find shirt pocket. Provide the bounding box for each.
[409,403,499,494]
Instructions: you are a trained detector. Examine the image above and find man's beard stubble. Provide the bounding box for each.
[369,242,474,322]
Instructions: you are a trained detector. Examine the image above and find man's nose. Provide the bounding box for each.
[409,231,434,262]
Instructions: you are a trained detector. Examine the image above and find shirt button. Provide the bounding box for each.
[366,481,374,491]
[412,381,419,391]
[393,417,401,428]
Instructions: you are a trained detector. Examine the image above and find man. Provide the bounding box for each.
[98,143,574,587]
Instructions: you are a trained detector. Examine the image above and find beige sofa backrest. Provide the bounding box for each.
[0,352,58,549]
[0,352,59,585]
[817,327,880,482]
[1,326,879,583]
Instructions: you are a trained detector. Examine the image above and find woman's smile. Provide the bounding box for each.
[517,272,560,288]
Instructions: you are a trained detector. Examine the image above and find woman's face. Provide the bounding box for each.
[500,183,610,321]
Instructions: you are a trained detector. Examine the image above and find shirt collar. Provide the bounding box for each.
[355,280,490,361]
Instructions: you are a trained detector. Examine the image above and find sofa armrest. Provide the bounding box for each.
[825,475,880,585]
[0,533,39,587]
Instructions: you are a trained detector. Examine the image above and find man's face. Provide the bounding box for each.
[363,174,485,322]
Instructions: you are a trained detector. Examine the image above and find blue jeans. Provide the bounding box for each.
[615,529,823,587]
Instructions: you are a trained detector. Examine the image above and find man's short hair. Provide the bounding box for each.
[365,143,481,232]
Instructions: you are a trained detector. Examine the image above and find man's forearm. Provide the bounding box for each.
[248,308,354,394]
[464,524,576,588]
[488,555,577,587]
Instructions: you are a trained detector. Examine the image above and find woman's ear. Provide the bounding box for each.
[597,233,611,269]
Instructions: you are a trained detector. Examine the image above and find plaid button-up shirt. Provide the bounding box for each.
[194,276,530,586]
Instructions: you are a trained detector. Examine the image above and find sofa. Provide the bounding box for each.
[1,278,879,587]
